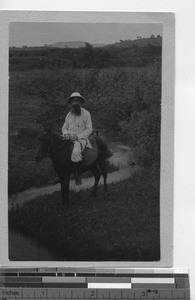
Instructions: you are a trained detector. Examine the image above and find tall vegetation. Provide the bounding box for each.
[9,38,161,193]
[16,64,161,166]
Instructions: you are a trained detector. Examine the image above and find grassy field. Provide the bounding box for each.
[9,168,160,261]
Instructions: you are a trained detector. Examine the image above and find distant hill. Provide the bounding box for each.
[107,36,162,48]
[9,36,161,50]
[49,37,162,49]
[93,43,106,48]
[50,41,106,48]
[50,41,86,48]
[9,35,162,71]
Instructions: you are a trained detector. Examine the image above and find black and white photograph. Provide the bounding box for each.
[6,14,172,263]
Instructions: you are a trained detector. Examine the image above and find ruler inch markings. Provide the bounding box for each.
[175,278,189,289]
[132,283,176,289]
[173,289,190,299]
[0,268,190,300]
[2,288,22,298]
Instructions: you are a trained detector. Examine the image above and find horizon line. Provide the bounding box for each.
[9,34,162,48]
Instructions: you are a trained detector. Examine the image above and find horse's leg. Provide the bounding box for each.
[90,162,101,197]
[59,172,70,207]
[98,158,108,194]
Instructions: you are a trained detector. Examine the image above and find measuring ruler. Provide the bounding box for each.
[0,268,190,299]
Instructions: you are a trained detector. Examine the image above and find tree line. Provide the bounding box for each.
[9,42,161,71]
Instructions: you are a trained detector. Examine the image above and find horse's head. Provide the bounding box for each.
[35,128,51,162]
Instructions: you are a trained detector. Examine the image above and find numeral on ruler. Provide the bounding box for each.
[0,268,190,300]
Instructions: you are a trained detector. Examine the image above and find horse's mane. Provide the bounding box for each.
[49,131,73,161]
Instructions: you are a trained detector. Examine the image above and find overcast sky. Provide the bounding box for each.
[9,22,162,47]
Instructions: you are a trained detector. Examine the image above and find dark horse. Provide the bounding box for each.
[35,127,111,207]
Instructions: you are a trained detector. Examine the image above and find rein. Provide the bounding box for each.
[49,132,72,158]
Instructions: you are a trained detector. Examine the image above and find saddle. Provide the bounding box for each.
[81,136,98,167]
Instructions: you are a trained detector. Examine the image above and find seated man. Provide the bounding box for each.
[62,92,93,185]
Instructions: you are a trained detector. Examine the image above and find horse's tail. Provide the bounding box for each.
[94,136,113,160]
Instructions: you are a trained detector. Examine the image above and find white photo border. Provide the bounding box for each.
[0,11,175,267]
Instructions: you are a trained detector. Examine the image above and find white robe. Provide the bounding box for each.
[62,108,93,162]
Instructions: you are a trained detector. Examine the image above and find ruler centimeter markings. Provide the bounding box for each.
[0,268,190,300]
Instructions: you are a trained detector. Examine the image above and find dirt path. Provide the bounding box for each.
[9,142,140,260]
[9,142,139,208]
